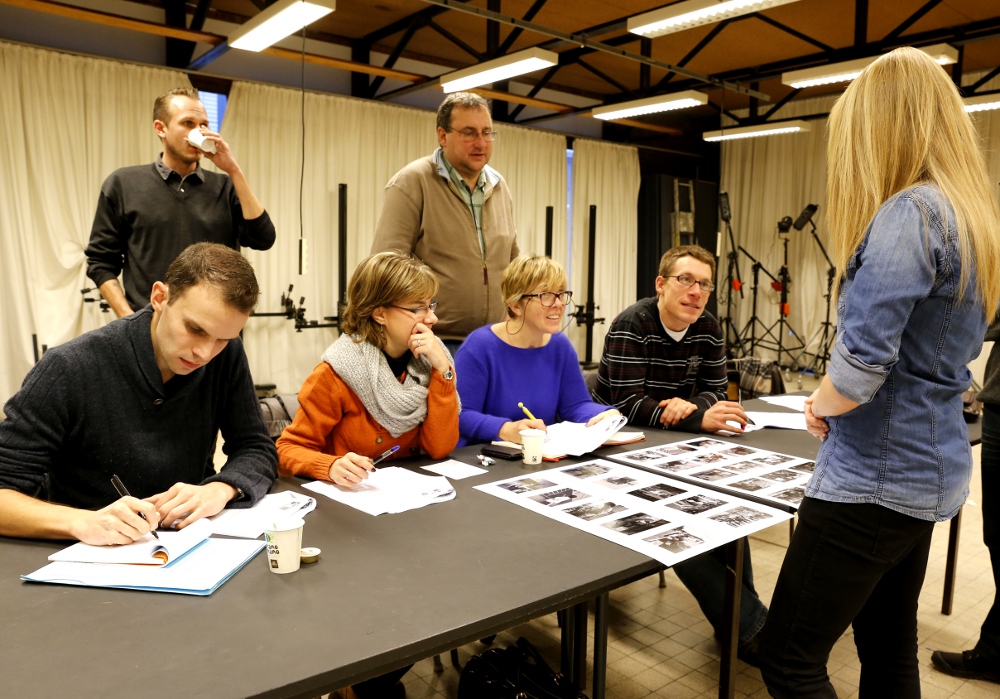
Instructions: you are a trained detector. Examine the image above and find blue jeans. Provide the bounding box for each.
[759,497,934,698]
[976,405,1000,660]
[672,537,768,645]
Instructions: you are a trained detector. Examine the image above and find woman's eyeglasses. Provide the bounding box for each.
[391,301,439,318]
[521,291,573,307]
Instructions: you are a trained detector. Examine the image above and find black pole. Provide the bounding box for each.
[544,205,553,258]
[584,205,598,367]
[338,183,348,313]
[32,334,40,364]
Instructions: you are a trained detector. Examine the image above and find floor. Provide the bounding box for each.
[385,374,998,699]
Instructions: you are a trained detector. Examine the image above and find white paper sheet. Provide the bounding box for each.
[476,459,791,568]
[759,395,808,412]
[543,415,628,457]
[744,411,808,430]
[303,467,456,516]
[421,460,489,479]
[209,491,317,539]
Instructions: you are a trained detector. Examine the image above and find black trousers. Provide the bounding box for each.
[759,497,934,698]
[976,405,1000,661]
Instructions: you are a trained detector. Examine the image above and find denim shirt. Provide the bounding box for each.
[808,184,985,522]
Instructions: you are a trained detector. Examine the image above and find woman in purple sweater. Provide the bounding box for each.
[456,254,620,446]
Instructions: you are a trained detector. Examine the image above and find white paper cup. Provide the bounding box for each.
[519,428,545,465]
[265,518,304,574]
[186,128,216,154]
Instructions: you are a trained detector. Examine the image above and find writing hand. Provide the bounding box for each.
[499,418,547,444]
[330,452,375,488]
[657,397,698,426]
[147,482,236,529]
[700,401,748,433]
[70,496,160,546]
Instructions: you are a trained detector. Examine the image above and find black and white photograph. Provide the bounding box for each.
[729,478,774,492]
[762,469,802,483]
[529,488,589,507]
[771,487,806,505]
[499,477,557,494]
[710,506,773,528]
[692,452,728,464]
[750,454,795,467]
[791,461,816,474]
[563,500,627,521]
[626,449,667,463]
[630,483,686,502]
[691,468,736,482]
[666,494,726,515]
[686,438,728,450]
[721,460,764,474]
[596,475,640,490]
[654,460,693,473]
[562,464,611,479]
[643,526,705,554]
[721,446,758,457]
[602,513,669,535]
[654,443,698,457]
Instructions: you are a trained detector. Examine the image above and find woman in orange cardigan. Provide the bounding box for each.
[277,251,459,489]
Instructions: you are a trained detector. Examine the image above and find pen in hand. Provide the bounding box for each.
[518,402,537,420]
[738,388,756,426]
[110,474,159,539]
[371,445,400,468]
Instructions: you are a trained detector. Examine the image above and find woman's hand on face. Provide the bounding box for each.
[409,322,451,374]
[586,409,621,427]
[499,418,547,444]
[329,452,375,488]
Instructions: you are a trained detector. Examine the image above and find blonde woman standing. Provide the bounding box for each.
[760,47,1000,697]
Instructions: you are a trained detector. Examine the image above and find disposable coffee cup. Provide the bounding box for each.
[519,428,545,465]
[186,128,216,154]
[265,518,304,574]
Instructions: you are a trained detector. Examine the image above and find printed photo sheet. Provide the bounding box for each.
[606,437,814,508]
[475,459,791,568]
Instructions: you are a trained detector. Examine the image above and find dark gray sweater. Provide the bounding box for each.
[85,161,276,311]
[0,308,277,510]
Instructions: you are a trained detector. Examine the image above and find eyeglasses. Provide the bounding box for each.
[391,301,439,318]
[665,275,715,292]
[521,291,573,307]
[446,128,499,142]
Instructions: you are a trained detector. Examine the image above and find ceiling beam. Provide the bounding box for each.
[497,0,549,56]
[362,0,472,44]
[412,0,771,100]
[885,0,944,42]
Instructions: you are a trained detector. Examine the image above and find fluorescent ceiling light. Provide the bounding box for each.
[965,93,1000,113]
[441,48,559,93]
[593,90,708,120]
[628,0,802,38]
[229,0,335,52]
[782,43,959,89]
[703,120,811,142]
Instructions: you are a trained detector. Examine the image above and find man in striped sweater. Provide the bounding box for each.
[593,245,765,665]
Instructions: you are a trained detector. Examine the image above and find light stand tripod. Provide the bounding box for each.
[719,192,747,359]
[792,209,837,375]
[737,245,783,357]
[762,219,807,368]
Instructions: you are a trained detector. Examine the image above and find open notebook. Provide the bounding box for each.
[47,518,212,566]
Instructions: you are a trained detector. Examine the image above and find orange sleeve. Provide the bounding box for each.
[276,363,345,480]
[416,368,460,459]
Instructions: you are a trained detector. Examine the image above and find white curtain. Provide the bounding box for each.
[567,139,641,363]
[0,40,190,405]
[222,82,568,393]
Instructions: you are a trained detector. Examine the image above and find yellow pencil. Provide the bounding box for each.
[518,402,537,420]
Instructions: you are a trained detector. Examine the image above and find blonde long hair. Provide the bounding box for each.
[826,46,1000,316]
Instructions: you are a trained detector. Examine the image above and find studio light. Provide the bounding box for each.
[628,0,803,38]
[702,120,811,142]
[229,0,336,52]
[965,93,1000,113]
[440,48,559,93]
[782,43,958,89]
[592,90,708,121]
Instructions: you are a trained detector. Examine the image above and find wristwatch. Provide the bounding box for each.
[442,368,454,381]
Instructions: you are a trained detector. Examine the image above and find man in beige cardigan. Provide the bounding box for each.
[371,93,519,354]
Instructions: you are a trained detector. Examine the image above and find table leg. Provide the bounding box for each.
[561,607,576,678]
[719,538,744,699]
[942,509,962,615]
[573,601,589,689]
[593,592,609,699]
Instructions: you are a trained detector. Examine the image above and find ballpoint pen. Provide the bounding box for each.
[517,402,537,420]
[110,474,159,539]
[371,444,400,467]
[738,388,756,426]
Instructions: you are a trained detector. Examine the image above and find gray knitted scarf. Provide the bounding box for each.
[322,334,458,437]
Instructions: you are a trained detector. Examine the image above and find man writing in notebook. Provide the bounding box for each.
[0,244,277,545]
[593,245,765,664]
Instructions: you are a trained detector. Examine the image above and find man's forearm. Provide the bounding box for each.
[0,489,81,540]
[227,167,265,220]
[98,279,134,318]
